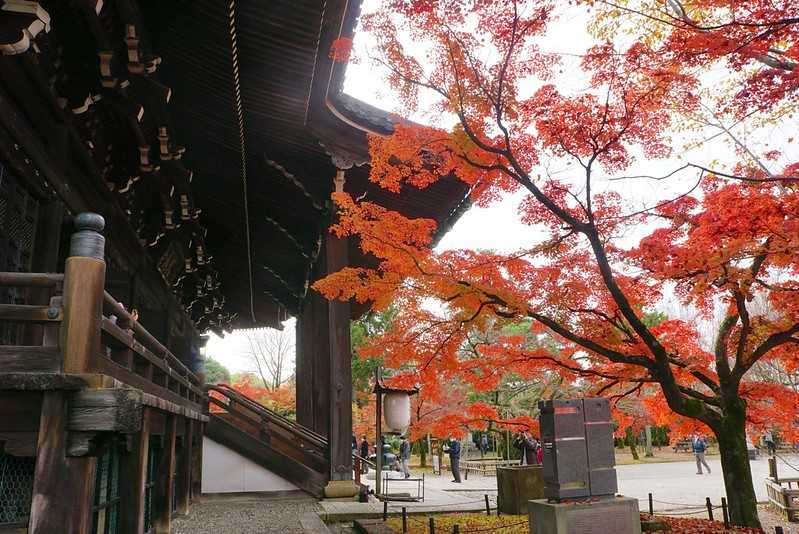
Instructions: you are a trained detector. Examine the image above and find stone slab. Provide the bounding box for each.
[529,496,641,534]
[299,512,332,533]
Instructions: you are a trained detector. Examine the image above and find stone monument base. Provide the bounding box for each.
[528,496,641,534]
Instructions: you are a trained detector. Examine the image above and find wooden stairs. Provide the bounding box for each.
[205,383,329,498]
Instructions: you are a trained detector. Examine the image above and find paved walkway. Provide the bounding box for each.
[173,494,320,534]
[342,453,799,515]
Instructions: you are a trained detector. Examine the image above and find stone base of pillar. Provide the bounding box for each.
[528,496,641,534]
[323,479,360,499]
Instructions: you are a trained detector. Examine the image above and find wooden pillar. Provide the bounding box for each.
[296,248,331,438]
[61,213,106,374]
[29,214,106,533]
[326,227,352,481]
[154,414,177,533]
[29,392,97,534]
[190,422,204,502]
[119,407,152,534]
[177,418,194,515]
[321,169,357,498]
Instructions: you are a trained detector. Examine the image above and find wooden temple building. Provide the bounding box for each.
[0,0,468,532]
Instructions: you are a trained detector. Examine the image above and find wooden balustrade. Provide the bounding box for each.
[206,384,327,467]
[0,272,204,412]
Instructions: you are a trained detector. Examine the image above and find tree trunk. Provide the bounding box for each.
[419,439,427,467]
[629,442,639,460]
[715,400,760,528]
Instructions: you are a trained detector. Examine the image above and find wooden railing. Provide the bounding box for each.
[99,291,205,409]
[353,452,375,487]
[765,477,799,522]
[0,272,64,371]
[206,383,326,462]
[205,383,329,495]
[0,271,204,411]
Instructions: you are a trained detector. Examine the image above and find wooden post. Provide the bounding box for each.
[61,213,106,374]
[29,392,97,534]
[177,418,194,515]
[326,221,352,482]
[295,259,331,438]
[191,421,204,501]
[154,414,177,533]
[120,407,152,534]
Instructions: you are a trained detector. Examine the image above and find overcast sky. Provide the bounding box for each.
[207,1,797,374]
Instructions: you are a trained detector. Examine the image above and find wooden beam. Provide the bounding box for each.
[0,304,62,322]
[154,414,176,533]
[68,389,143,433]
[29,391,96,534]
[119,407,151,534]
[0,346,60,372]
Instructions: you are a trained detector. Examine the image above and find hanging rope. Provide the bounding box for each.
[227,0,256,323]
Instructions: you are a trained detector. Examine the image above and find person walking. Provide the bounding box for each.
[692,434,711,474]
[400,436,412,479]
[514,430,540,466]
[480,434,489,457]
[443,436,462,483]
[359,436,370,474]
[764,430,776,456]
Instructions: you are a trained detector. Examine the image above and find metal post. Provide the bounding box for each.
[375,367,383,496]
[721,497,729,528]
[402,507,407,533]
[705,497,713,521]
[429,517,435,534]
[775,527,784,534]
[383,501,388,522]
[485,494,491,516]
[452,525,459,534]
[648,493,653,515]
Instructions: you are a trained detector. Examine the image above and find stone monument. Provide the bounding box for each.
[528,397,641,534]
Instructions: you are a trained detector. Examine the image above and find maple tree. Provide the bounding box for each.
[317,0,799,527]
[591,0,799,122]
[226,373,297,418]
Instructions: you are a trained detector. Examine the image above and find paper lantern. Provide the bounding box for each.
[383,391,411,434]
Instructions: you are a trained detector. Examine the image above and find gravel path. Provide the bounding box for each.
[173,495,320,534]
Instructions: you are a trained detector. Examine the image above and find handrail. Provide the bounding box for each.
[103,291,200,386]
[206,383,327,449]
[0,272,63,288]
[353,452,375,469]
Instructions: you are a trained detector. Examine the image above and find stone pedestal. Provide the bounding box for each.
[497,466,544,515]
[323,479,360,499]
[528,496,641,534]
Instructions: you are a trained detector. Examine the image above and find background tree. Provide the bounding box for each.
[315,0,799,526]
[243,327,294,391]
[204,357,231,384]
[228,373,296,418]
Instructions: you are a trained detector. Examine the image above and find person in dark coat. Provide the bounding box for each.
[400,436,412,478]
[514,430,540,465]
[359,436,370,474]
[443,436,462,483]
